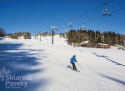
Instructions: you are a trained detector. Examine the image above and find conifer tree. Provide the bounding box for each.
[118,33,120,45]
[97,36,101,43]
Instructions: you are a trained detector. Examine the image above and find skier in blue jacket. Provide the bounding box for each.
[70,55,77,70]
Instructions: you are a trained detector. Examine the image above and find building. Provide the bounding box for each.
[97,43,109,48]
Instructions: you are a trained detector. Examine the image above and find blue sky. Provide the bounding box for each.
[0,0,125,35]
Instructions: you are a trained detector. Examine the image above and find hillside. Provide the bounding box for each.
[0,35,125,91]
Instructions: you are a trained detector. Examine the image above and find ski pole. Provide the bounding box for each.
[77,62,83,70]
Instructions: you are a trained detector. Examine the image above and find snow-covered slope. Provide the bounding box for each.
[0,35,125,91]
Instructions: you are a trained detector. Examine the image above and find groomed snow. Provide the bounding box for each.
[0,35,125,91]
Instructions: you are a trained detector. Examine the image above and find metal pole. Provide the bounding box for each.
[77,62,83,70]
[35,33,36,39]
[104,3,106,10]
[52,28,53,44]
[40,33,41,41]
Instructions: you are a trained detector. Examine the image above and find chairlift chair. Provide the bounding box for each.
[64,30,67,33]
[81,28,86,31]
[56,26,59,32]
[64,27,67,33]
[56,29,59,32]
[68,20,73,27]
[81,23,86,30]
[102,3,111,16]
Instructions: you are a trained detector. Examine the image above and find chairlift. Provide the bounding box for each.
[64,27,67,33]
[49,27,52,31]
[64,30,67,33]
[81,23,86,30]
[68,20,73,27]
[39,31,42,34]
[56,26,59,32]
[102,3,111,16]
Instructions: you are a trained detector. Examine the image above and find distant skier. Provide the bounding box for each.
[70,55,77,71]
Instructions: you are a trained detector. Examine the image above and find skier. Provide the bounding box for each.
[70,55,77,71]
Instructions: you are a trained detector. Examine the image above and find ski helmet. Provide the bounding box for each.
[73,55,76,57]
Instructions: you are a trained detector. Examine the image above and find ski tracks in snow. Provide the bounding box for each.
[92,52,125,67]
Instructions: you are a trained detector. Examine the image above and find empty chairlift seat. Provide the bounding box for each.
[102,3,111,16]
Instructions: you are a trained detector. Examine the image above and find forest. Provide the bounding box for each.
[60,29,125,47]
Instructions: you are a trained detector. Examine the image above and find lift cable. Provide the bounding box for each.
[111,8,125,14]
[56,0,114,26]
[71,7,125,27]
[48,7,125,30]
[73,16,104,26]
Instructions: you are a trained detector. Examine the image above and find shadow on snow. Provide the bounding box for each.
[67,65,73,70]
[98,74,125,85]
[92,52,125,67]
[79,50,84,52]
[0,41,48,91]
[0,37,4,41]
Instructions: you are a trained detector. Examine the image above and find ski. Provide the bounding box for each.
[75,70,80,72]
[73,70,80,72]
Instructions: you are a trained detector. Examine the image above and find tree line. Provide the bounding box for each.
[6,32,31,39]
[0,28,6,37]
[60,29,125,47]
